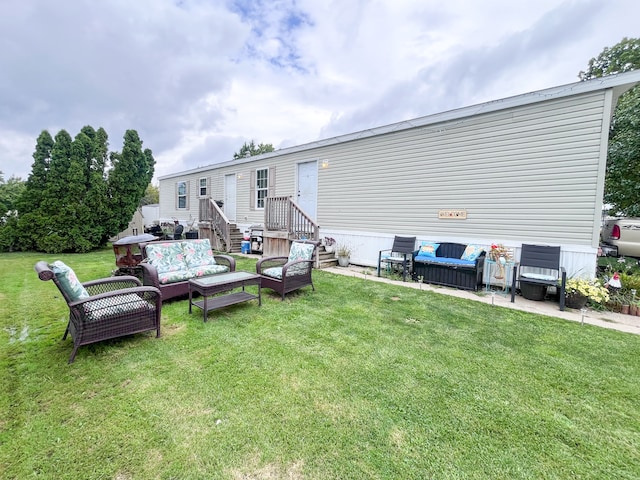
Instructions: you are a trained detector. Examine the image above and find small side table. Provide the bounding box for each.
[485,258,515,295]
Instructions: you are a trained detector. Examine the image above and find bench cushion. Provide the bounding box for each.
[189,264,229,277]
[157,269,194,285]
[415,256,476,268]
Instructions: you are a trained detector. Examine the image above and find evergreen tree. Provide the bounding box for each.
[105,130,155,242]
[13,130,57,251]
[0,175,25,251]
[36,129,74,252]
[9,127,155,253]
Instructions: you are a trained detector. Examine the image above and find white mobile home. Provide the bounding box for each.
[158,70,640,278]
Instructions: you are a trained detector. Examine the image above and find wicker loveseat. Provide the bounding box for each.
[412,242,486,291]
[139,238,235,301]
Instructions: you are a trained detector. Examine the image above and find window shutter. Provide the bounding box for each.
[250,170,256,210]
[268,166,276,198]
[186,181,190,210]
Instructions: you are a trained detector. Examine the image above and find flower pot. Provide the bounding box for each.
[630,305,638,316]
[520,282,547,301]
[337,256,349,267]
[621,304,630,315]
[324,245,335,253]
[565,292,588,310]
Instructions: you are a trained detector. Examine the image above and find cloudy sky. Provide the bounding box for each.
[1,0,638,182]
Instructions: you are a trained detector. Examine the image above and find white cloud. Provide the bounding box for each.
[0,0,638,182]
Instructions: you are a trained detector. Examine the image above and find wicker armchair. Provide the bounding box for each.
[256,240,318,300]
[35,261,162,363]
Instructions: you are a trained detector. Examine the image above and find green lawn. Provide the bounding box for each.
[2,249,640,479]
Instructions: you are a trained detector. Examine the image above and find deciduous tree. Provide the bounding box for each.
[233,140,275,159]
[581,37,640,216]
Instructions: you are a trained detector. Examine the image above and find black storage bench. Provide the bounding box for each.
[412,242,486,291]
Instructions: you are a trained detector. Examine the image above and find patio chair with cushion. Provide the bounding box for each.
[35,260,162,363]
[377,236,416,282]
[256,240,319,300]
[510,244,567,310]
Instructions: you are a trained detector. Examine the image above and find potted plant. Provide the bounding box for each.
[488,243,513,279]
[564,277,609,310]
[336,243,352,267]
[322,237,336,253]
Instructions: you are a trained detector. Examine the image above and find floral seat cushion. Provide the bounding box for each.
[286,242,315,276]
[157,269,195,285]
[145,242,186,274]
[50,261,90,301]
[189,264,229,277]
[182,239,217,268]
[262,266,284,279]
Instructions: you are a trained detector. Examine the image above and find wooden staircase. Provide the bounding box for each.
[316,245,337,269]
[228,224,243,253]
[199,197,337,267]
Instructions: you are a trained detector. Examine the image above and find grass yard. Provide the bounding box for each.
[2,248,640,479]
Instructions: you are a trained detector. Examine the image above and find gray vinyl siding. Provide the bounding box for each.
[160,91,609,241]
[157,69,640,276]
[314,91,607,245]
[159,159,296,226]
[160,90,608,247]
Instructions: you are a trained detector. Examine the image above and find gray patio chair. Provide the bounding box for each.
[510,244,567,310]
[377,236,416,282]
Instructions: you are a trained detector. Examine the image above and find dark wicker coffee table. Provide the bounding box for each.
[188,271,261,321]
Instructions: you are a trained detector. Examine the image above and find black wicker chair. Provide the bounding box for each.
[256,240,318,300]
[377,236,416,282]
[510,244,567,310]
[35,261,162,363]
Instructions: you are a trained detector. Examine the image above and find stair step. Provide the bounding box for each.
[317,258,338,269]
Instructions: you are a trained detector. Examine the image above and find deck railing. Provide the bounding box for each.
[199,198,231,252]
[265,196,319,241]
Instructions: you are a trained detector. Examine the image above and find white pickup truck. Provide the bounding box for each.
[601,217,640,257]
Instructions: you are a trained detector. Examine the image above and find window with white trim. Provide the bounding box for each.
[177,181,187,209]
[198,177,208,197]
[256,168,268,209]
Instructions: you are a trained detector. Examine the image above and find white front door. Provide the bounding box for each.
[297,160,318,221]
[224,174,237,221]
